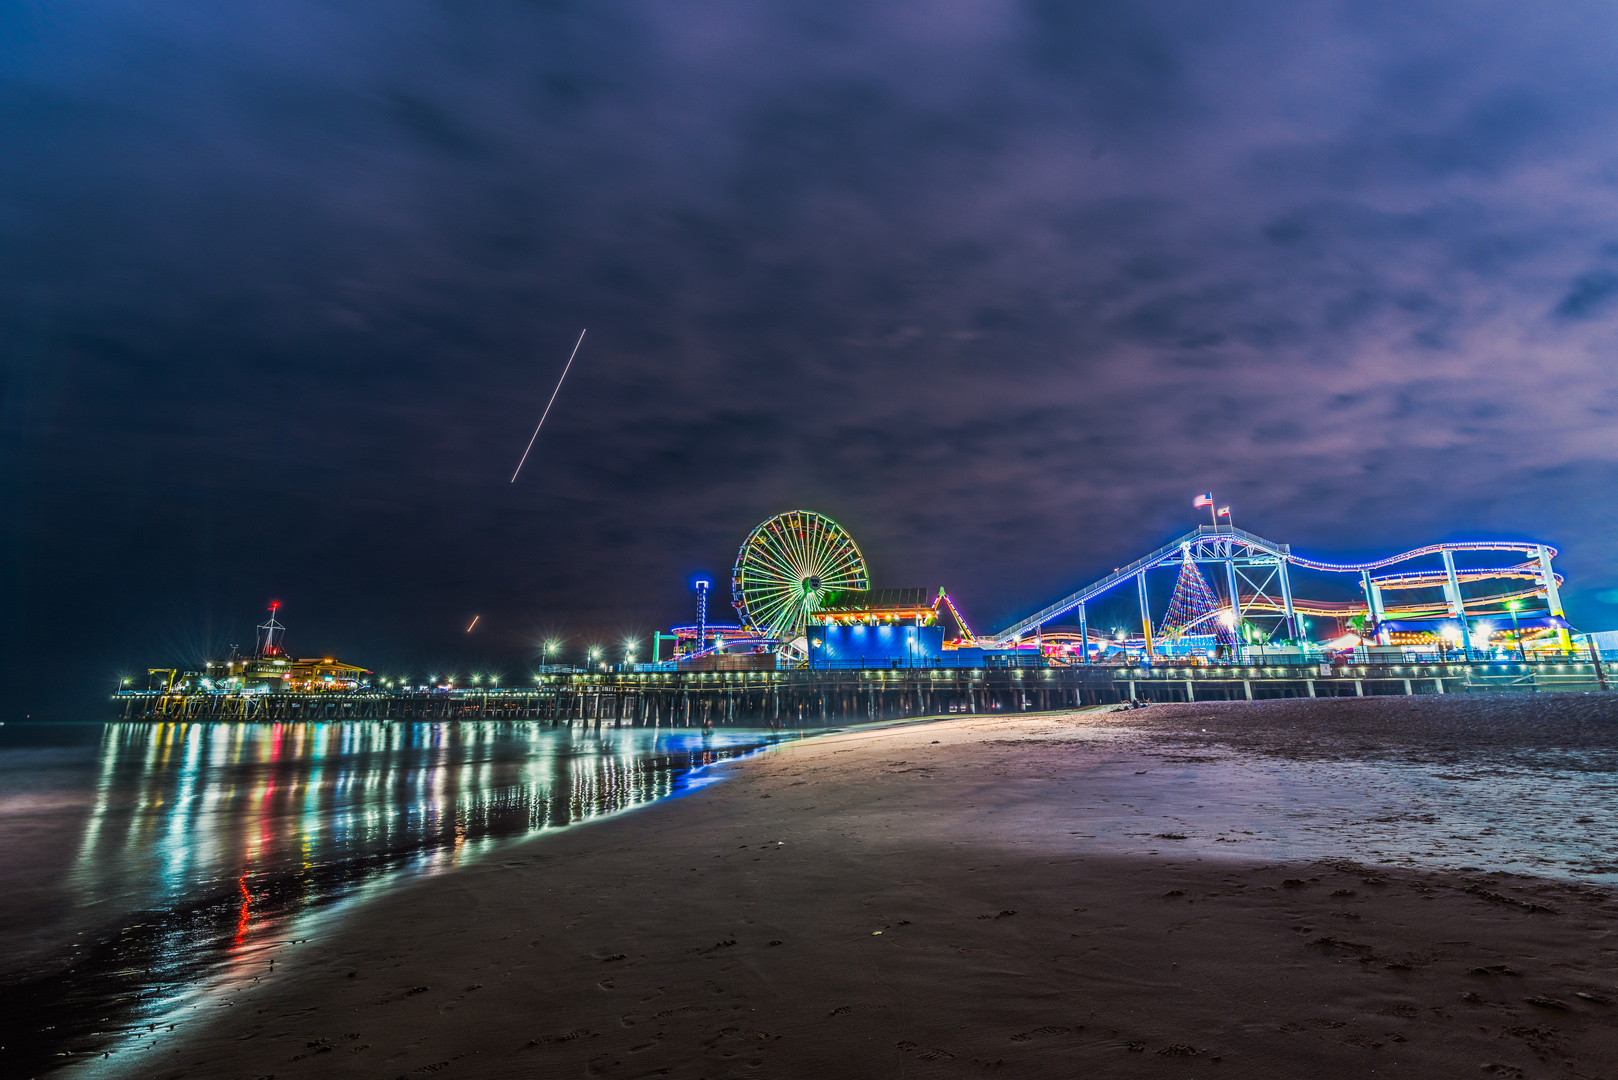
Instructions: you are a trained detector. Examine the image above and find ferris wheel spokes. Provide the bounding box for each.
[731,510,871,644]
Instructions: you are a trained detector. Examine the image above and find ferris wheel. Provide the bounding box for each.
[732,511,869,645]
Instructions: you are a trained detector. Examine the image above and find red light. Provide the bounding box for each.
[270,602,280,610]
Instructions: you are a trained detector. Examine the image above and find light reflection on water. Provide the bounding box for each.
[0,720,790,1073]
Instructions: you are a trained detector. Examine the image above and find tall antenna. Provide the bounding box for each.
[256,602,286,657]
[694,579,710,655]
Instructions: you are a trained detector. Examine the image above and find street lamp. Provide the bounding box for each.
[543,639,561,669]
[1507,600,1526,662]
[1215,610,1237,664]
[1439,624,1462,662]
[623,637,638,666]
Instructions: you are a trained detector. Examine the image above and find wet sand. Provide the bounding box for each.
[120,696,1618,1078]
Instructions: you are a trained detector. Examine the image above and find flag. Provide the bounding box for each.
[1193,492,1214,508]
[1217,506,1231,517]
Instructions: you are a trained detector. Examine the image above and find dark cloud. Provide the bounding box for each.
[1556,269,1618,319]
[5,0,1618,713]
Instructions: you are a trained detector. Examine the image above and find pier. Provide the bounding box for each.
[112,659,1609,723]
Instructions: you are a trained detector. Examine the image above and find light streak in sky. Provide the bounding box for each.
[466,615,480,632]
[510,328,586,482]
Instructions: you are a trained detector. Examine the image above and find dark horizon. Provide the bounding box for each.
[6,1,1618,718]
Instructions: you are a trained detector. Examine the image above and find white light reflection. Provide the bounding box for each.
[41,719,781,1074]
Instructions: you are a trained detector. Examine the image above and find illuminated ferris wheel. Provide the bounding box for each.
[732,510,869,646]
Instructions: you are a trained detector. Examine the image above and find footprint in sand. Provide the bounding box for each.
[895,1041,952,1060]
[531,1028,594,1045]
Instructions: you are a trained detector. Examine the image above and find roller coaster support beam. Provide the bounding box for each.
[1361,570,1389,645]
[1077,602,1089,664]
[1137,570,1155,660]
[1441,549,1474,659]
[1538,545,1572,652]
[1278,559,1298,640]
[1224,557,1241,628]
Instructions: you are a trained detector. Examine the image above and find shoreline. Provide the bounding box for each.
[1,724,798,1075]
[91,697,1618,1078]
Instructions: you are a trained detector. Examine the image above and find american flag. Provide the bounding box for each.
[1193,492,1214,508]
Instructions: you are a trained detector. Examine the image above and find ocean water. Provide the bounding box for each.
[0,719,798,1073]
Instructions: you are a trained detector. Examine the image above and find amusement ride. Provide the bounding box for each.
[660,501,1582,668]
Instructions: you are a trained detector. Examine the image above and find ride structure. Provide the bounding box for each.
[991,524,1573,660]
[666,511,980,668]
[115,514,1611,724]
[731,510,870,655]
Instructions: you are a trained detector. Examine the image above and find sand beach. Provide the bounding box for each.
[124,695,1618,1079]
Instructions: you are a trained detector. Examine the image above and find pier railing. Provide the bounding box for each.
[110,659,1608,724]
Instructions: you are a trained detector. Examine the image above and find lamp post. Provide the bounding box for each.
[1507,600,1526,662]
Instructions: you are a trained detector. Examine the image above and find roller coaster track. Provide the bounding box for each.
[1288,540,1555,573]
[992,528,1273,644]
[1240,583,1553,618]
[1369,565,1560,591]
[991,526,1561,646]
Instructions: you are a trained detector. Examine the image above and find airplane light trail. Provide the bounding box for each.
[466,615,479,632]
[510,328,587,482]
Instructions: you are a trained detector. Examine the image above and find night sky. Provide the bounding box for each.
[6,1,1618,717]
